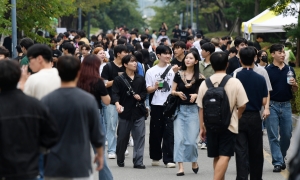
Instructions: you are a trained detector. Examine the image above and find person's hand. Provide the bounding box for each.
[262,108,270,120]
[189,94,197,103]
[53,57,58,63]
[172,65,180,73]
[133,94,141,101]
[154,82,159,90]
[19,65,30,84]
[200,74,206,79]
[94,152,104,171]
[289,77,297,86]
[200,127,206,142]
[116,104,124,113]
[177,91,187,100]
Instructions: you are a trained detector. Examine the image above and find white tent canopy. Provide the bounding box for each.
[242,2,299,38]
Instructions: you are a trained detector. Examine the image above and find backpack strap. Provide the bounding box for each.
[219,75,231,88]
[205,78,214,88]
[107,62,113,80]
[120,74,135,95]
[160,65,172,80]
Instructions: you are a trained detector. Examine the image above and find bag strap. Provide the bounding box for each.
[120,74,135,95]
[205,78,214,88]
[233,72,237,78]
[219,75,231,88]
[160,65,172,79]
[107,62,113,80]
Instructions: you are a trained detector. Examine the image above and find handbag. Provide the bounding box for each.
[162,94,179,121]
[120,74,149,119]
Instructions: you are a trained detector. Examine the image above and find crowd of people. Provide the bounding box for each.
[0,23,299,180]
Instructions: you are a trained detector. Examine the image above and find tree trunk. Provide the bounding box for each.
[60,16,77,30]
[254,0,260,16]
[214,12,225,31]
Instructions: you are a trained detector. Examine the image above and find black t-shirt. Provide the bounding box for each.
[53,49,62,58]
[180,30,190,42]
[221,44,227,51]
[171,58,183,67]
[101,62,125,104]
[91,79,108,109]
[172,29,181,38]
[236,69,268,111]
[173,72,203,105]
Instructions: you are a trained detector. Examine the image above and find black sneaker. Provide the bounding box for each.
[117,162,125,167]
[273,165,281,172]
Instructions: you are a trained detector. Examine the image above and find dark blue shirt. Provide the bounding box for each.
[266,64,296,102]
[236,68,268,111]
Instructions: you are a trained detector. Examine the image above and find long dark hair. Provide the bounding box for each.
[77,54,101,93]
[181,50,200,81]
[134,51,144,64]
[141,49,150,64]
[256,50,267,63]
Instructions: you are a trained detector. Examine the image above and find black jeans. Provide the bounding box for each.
[149,105,174,164]
[235,111,264,180]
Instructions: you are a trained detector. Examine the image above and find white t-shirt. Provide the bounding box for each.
[24,68,61,100]
[146,65,175,105]
[99,62,107,76]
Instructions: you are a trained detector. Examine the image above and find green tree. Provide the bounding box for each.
[90,0,146,33]
[260,0,300,67]
[0,0,96,43]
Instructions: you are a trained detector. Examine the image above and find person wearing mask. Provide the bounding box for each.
[256,50,269,68]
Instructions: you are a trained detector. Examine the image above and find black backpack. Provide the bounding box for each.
[149,51,157,67]
[202,75,232,133]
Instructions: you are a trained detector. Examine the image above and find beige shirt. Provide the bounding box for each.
[196,73,248,134]
[24,68,61,100]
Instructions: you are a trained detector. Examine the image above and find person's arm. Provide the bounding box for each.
[237,104,246,119]
[101,64,114,88]
[262,97,267,106]
[145,71,158,93]
[94,146,104,171]
[291,68,298,92]
[164,23,168,31]
[101,95,110,105]
[18,65,30,91]
[139,79,147,101]
[172,29,175,35]
[262,92,270,120]
[38,102,59,149]
[199,108,206,141]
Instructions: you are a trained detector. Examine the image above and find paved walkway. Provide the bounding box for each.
[92,118,295,180]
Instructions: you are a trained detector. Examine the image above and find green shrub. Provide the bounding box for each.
[292,68,300,114]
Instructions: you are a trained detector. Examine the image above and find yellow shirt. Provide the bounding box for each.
[196,73,248,134]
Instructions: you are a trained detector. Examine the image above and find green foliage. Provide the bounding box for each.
[292,68,300,113]
[90,0,146,33]
[0,0,11,35]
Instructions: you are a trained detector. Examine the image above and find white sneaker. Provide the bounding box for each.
[201,143,207,149]
[125,149,129,156]
[129,137,134,147]
[151,160,160,166]
[108,153,116,159]
[166,163,176,168]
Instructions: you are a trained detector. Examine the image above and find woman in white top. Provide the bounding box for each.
[93,47,109,75]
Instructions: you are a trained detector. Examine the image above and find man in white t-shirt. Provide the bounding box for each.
[18,44,61,180]
[19,44,61,100]
[145,45,175,168]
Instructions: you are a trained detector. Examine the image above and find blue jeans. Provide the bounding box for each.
[98,110,113,180]
[104,104,118,154]
[265,100,292,166]
[38,154,43,180]
[173,104,199,162]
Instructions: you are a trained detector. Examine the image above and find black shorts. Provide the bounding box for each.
[206,129,236,158]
